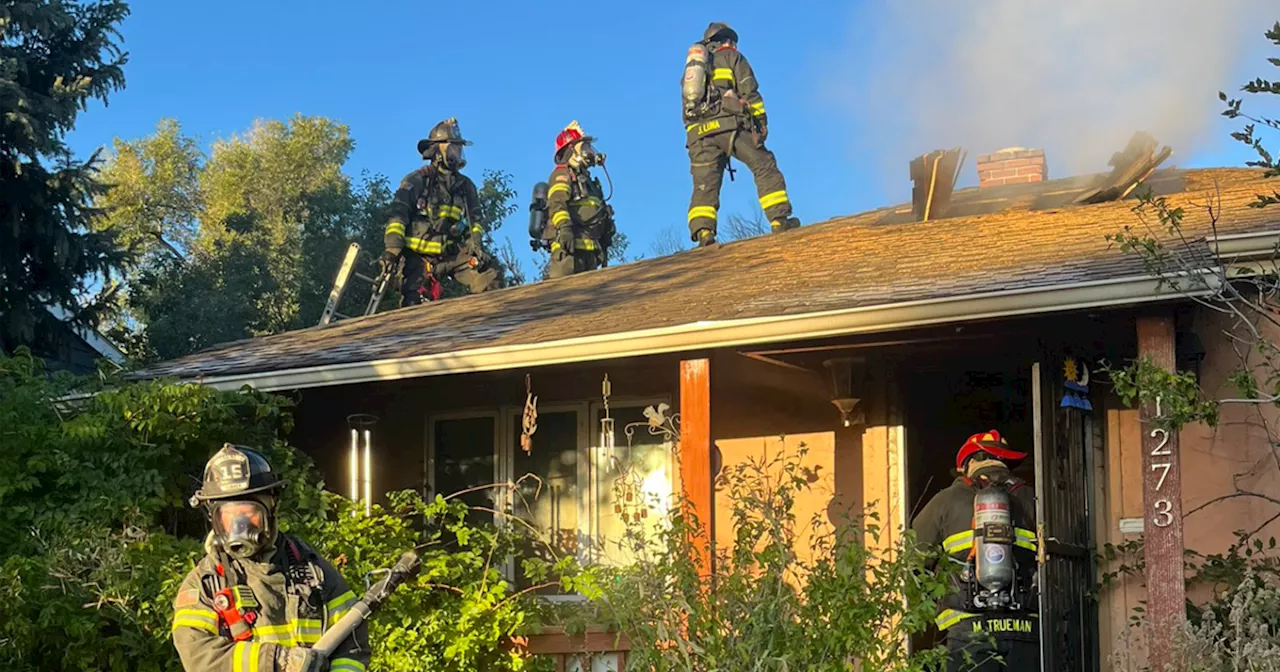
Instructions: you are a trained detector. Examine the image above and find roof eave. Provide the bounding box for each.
[185,271,1219,393]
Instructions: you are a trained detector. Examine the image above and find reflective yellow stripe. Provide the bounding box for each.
[471,225,483,234]
[686,123,698,132]
[405,238,443,255]
[575,238,598,251]
[384,221,406,236]
[936,609,976,631]
[548,183,570,196]
[688,206,717,223]
[1015,527,1038,552]
[942,530,974,554]
[172,608,218,633]
[551,211,571,226]
[758,190,789,209]
[550,242,562,252]
[295,617,324,644]
[232,641,261,672]
[750,101,765,116]
[712,68,735,84]
[331,659,367,672]
[326,590,357,613]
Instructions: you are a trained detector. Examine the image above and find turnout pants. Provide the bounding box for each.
[549,248,602,279]
[944,613,1040,672]
[687,127,791,240]
[400,251,498,306]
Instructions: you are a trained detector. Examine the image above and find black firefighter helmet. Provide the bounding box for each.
[190,443,286,559]
[703,22,738,45]
[417,118,473,169]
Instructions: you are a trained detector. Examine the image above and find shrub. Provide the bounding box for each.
[595,446,952,671]
[0,352,576,671]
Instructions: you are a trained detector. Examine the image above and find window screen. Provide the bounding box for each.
[432,416,496,525]
[594,405,674,566]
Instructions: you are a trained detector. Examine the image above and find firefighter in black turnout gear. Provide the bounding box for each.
[683,22,798,246]
[172,444,369,672]
[911,430,1041,671]
[382,118,498,305]
[529,121,617,278]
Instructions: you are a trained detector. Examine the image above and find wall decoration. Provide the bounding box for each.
[1060,357,1093,412]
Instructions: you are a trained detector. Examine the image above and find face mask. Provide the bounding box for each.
[569,143,601,169]
[439,143,465,170]
[211,499,271,559]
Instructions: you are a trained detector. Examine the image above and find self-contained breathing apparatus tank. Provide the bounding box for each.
[528,181,549,251]
[968,485,1024,611]
[682,42,713,118]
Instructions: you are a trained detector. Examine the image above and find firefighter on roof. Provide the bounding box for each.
[532,121,617,278]
[682,22,799,247]
[911,430,1041,671]
[172,444,368,672]
[382,118,498,305]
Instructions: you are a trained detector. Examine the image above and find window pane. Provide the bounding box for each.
[595,406,674,566]
[512,410,579,593]
[433,416,496,525]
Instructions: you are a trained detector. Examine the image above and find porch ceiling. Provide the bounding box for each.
[129,168,1280,391]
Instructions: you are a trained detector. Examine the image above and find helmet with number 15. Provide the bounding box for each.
[189,443,287,560]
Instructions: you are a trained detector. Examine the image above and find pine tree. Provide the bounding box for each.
[0,1,132,352]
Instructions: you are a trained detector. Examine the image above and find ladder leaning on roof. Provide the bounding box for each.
[319,242,396,325]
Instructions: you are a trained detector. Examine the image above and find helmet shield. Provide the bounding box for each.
[210,499,272,559]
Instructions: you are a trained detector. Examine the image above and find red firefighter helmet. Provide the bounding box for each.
[554,121,593,163]
[955,429,1027,471]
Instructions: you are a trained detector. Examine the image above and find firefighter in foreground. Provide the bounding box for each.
[529,121,617,278]
[682,22,799,246]
[911,430,1040,671]
[382,118,498,305]
[172,444,368,672]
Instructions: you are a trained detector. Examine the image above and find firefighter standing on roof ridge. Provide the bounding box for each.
[911,430,1041,671]
[538,121,617,278]
[683,22,799,247]
[172,444,368,672]
[382,118,498,305]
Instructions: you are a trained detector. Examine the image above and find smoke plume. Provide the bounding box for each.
[840,0,1268,186]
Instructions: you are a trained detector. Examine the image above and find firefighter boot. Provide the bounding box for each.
[696,228,717,247]
[770,217,800,233]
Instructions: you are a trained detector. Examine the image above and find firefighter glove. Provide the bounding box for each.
[758,124,768,143]
[553,223,574,254]
[275,646,329,672]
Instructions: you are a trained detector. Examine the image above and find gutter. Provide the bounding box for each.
[189,271,1218,393]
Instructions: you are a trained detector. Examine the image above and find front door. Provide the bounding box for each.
[1033,358,1099,671]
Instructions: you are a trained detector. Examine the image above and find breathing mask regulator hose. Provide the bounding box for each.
[601,163,614,202]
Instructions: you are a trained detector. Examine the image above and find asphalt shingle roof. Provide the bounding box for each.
[133,168,1280,382]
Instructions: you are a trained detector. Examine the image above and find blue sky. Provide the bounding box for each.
[67,1,1275,276]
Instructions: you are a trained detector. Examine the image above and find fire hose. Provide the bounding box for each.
[310,550,421,657]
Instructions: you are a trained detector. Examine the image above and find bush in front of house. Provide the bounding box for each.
[595,446,953,671]
[0,351,575,671]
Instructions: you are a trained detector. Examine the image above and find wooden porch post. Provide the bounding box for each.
[679,358,713,578]
[1136,314,1186,670]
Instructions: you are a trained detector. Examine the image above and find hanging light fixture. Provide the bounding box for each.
[600,374,616,464]
[346,414,378,516]
[823,357,867,428]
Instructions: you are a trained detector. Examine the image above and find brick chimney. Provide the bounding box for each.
[976,147,1047,188]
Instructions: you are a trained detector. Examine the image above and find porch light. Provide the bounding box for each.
[823,357,867,428]
[347,414,378,517]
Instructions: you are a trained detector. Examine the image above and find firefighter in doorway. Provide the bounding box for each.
[682,22,799,246]
[382,118,498,306]
[542,121,617,278]
[172,444,369,672]
[911,430,1040,671]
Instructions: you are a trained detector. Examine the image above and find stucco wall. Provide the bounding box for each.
[1097,305,1280,667]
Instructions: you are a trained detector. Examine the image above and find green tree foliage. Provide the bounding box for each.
[598,448,951,671]
[0,0,132,353]
[0,351,583,671]
[98,118,523,362]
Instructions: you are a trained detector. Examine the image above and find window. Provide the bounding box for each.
[426,397,674,585]
[589,403,676,567]
[428,413,498,526]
